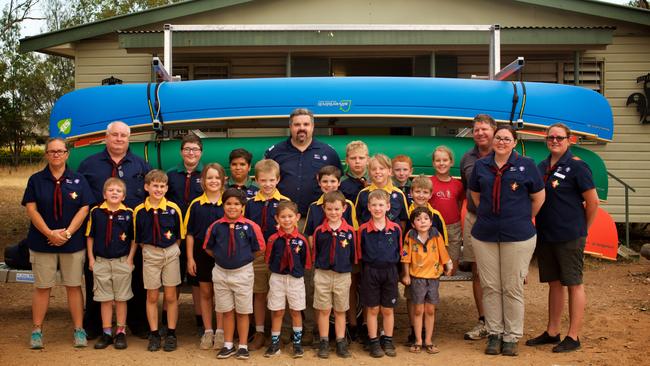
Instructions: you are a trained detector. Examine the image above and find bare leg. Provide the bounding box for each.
[380,307,394,337]
[547,281,564,336]
[223,310,235,343]
[413,304,424,345]
[317,309,331,338]
[424,304,435,345]
[253,292,267,331]
[290,310,302,329]
[191,286,202,318]
[163,286,178,329]
[100,301,113,328]
[199,282,214,330]
[271,309,285,334]
[236,313,250,346]
[334,311,346,339]
[32,288,51,328]
[66,286,84,329]
[567,284,585,340]
[146,289,159,331]
[115,301,127,327]
[366,306,380,338]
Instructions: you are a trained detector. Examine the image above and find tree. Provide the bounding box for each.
[627,0,649,9]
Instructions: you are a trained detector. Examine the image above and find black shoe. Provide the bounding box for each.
[552,336,581,353]
[502,341,519,356]
[336,340,351,358]
[317,339,329,359]
[94,333,113,349]
[235,347,250,360]
[264,342,281,357]
[382,338,396,357]
[293,342,304,358]
[369,339,384,358]
[147,333,161,352]
[525,331,561,346]
[485,334,502,355]
[216,346,236,359]
[114,333,127,350]
[163,334,177,352]
[405,330,415,347]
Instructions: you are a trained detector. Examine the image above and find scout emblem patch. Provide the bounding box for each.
[69,191,78,200]
[120,232,127,241]
[341,239,349,248]
[511,182,519,191]
[164,230,173,240]
[552,179,560,189]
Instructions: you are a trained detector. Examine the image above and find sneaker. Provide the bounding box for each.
[464,320,488,340]
[249,332,266,351]
[502,341,518,356]
[114,333,127,350]
[94,333,113,349]
[382,338,396,357]
[73,328,88,348]
[293,342,304,358]
[147,333,161,352]
[552,336,581,353]
[30,330,43,349]
[526,331,561,346]
[216,346,236,359]
[235,347,250,360]
[369,339,384,358]
[213,331,225,350]
[264,342,281,357]
[163,334,177,352]
[200,332,214,350]
[317,339,329,359]
[336,340,351,358]
[485,334,502,355]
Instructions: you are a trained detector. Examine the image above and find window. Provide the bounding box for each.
[559,58,604,93]
[172,63,229,81]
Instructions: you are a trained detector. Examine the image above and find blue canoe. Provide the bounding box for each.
[50,77,614,141]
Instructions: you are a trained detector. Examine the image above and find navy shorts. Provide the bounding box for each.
[360,264,399,308]
[536,237,586,286]
[194,244,216,283]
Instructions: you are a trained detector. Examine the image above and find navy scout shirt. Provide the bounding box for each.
[536,150,595,242]
[133,197,184,248]
[393,177,414,207]
[166,163,203,215]
[469,152,544,242]
[77,149,151,209]
[313,219,358,273]
[303,194,358,236]
[355,183,409,225]
[227,176,259,201]
[86,202,134,258]
[22,166,94,253]
[340,172,368,203]
[265,228,312,278]
[244,190,290,240]
[265,138,342,215]
[203,216,265,270]
[358,219,403,266]
[184,193,224,245]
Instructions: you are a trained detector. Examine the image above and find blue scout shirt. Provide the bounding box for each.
[166,163,203,215]
[133,197,184,248]
[407,203,448,245]
[265,228,311,278]
[86,202,134,258]
[203,216,265,270]
[227,176,259,201]
[393,177,414,207]
[358,219,403,266]
[77,149,151,209]
[469,152,544,242]
[22,166,94,253]
[340,172,368,203]
[303,194,358,236]
[265,138,342,215]
[184,193,224,245]
[536,150,595,242]
[355,183,409,225]
[244,190,291,240]
[313,219,358,273]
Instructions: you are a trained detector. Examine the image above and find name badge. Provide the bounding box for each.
[553,172,566,179]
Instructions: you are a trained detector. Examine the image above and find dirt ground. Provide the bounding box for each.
[0,165,648,366]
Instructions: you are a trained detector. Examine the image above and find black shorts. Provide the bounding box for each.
[194,244,216,283]
[536,237,586,286]
[360,264,399,308]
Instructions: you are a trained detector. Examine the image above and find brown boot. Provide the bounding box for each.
[249,332,266,351]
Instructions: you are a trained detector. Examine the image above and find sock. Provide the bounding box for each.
[271,332,280,345]
[239,344,248,350]
[384,335,393,343]
[336,337,345,343]
[204,329,214,335]
[103,327,112,336]
[161,311,168,326]
[216,329,224,335]
[256,325,264,333]
[369,336,379,343]
[150,330,159,337]
[320,337,329,343]
[224,341,233,349]
[116,325,126,335]
[479,316,485,323]
[167,328,176,337]
[292,327,303,344]
[195,315,203,327]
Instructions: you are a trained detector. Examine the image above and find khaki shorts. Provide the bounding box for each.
[267,273,306,311]
[462,212,477,263]
[446,222,463,262]
[252,256,271,294]
[93,256,133,302]
[30,250,85,288]
[213,263,254,314]
[313,269,351,312]
[142,244,181,289]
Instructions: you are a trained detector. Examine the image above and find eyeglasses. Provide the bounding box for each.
[494,136,513,144]
[545,136,568,142]
[182,147,202,153]
[46,150,68,156]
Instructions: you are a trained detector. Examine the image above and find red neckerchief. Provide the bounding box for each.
[51,175,65,221]
[183,171,199,205]
[489,163,513,215]
[110,157,126,178]
[213,217,247,257]
[316,219,357,265]
[103,208,126,247]
[152,209,161,245]
[278,228,300,272]
[261,200,270,232]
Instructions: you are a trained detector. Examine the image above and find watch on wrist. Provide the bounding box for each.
[64,230,72,239]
